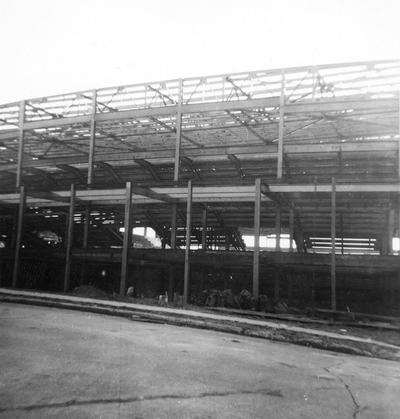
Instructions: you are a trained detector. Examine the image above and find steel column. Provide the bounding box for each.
[80,205,91,285]
[201,207,207,250]
[277,71,285,179]
[331,177,336,310]
[275,207,281,251]
[64,184,76,292]
[120,181,133,296]
[15,101,25,188]
[289,207,294,252]
[183,180,192,304]
[388,205,395,255]
[173,79,183,182]
[168,203,178,301]
[87,90,97,186]
[12,185,26,288]
[252,178,261,297]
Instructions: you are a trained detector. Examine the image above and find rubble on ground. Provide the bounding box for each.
[191,288,289,314]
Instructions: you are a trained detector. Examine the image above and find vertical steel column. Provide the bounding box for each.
[183,180,193,304]
[120,181,133,296]
[12,186,26,288]
[168,203,177,301]
[388,205,395,255]
[252,178,261,298]
[80,205,91,285]
[340,212,344,255]
[201,207,207,250]
[170,204,177,249]
[64,184,76,292]
[275,207,281,252]
[173,79,183,183]
[331,177,337,311]
[170,79,183,301]
[83,205,91,249]
[87,90,97,186]
[289,207,294,253]
[381,208,390,255]
[277,71,285,179]
[16,100,25,188]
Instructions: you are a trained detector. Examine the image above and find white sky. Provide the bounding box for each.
[0,0,399,104]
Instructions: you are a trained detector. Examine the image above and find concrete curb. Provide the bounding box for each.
[1,288,400,362]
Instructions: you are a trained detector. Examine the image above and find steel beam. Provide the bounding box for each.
[134,159,161,182]
[95,161,122,184]
[5,139,398,171]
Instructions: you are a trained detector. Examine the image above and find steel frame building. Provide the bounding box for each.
[1,59,400,311]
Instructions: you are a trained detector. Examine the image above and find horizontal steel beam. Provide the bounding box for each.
[0,140,397,171]
[0,97,396,140]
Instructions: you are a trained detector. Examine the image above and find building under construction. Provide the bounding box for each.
[0,59,399,314]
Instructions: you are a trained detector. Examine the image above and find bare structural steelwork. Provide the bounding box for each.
[1,60,400,309]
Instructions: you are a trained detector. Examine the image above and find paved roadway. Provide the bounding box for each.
[0,303,399,419]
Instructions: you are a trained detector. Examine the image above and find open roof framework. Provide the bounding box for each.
[1,60,400,307]
[0,60,399,239]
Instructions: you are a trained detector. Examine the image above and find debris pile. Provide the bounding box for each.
[191,288,289,313]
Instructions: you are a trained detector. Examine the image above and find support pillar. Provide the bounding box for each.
[275,207,281,252]
[201,207,207,250]
[173,79,183,183]
[289,208,294,253]
[331,177,336,311]
[183,180,192,304]
[277,71,285,179]
[339,212,344,255]
[168,203,177,301]
[15,101,25,188]
[388,205,395,255]
[64,184,76,292]
[252,178,261,298]
[80,205,90,285]
[12,185,26,288]
[87,90,97,186]
[120,181,133,296]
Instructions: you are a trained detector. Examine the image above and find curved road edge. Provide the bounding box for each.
[1,287,399,362]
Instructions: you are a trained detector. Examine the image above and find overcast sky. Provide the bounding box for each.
[0,0,398,104]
